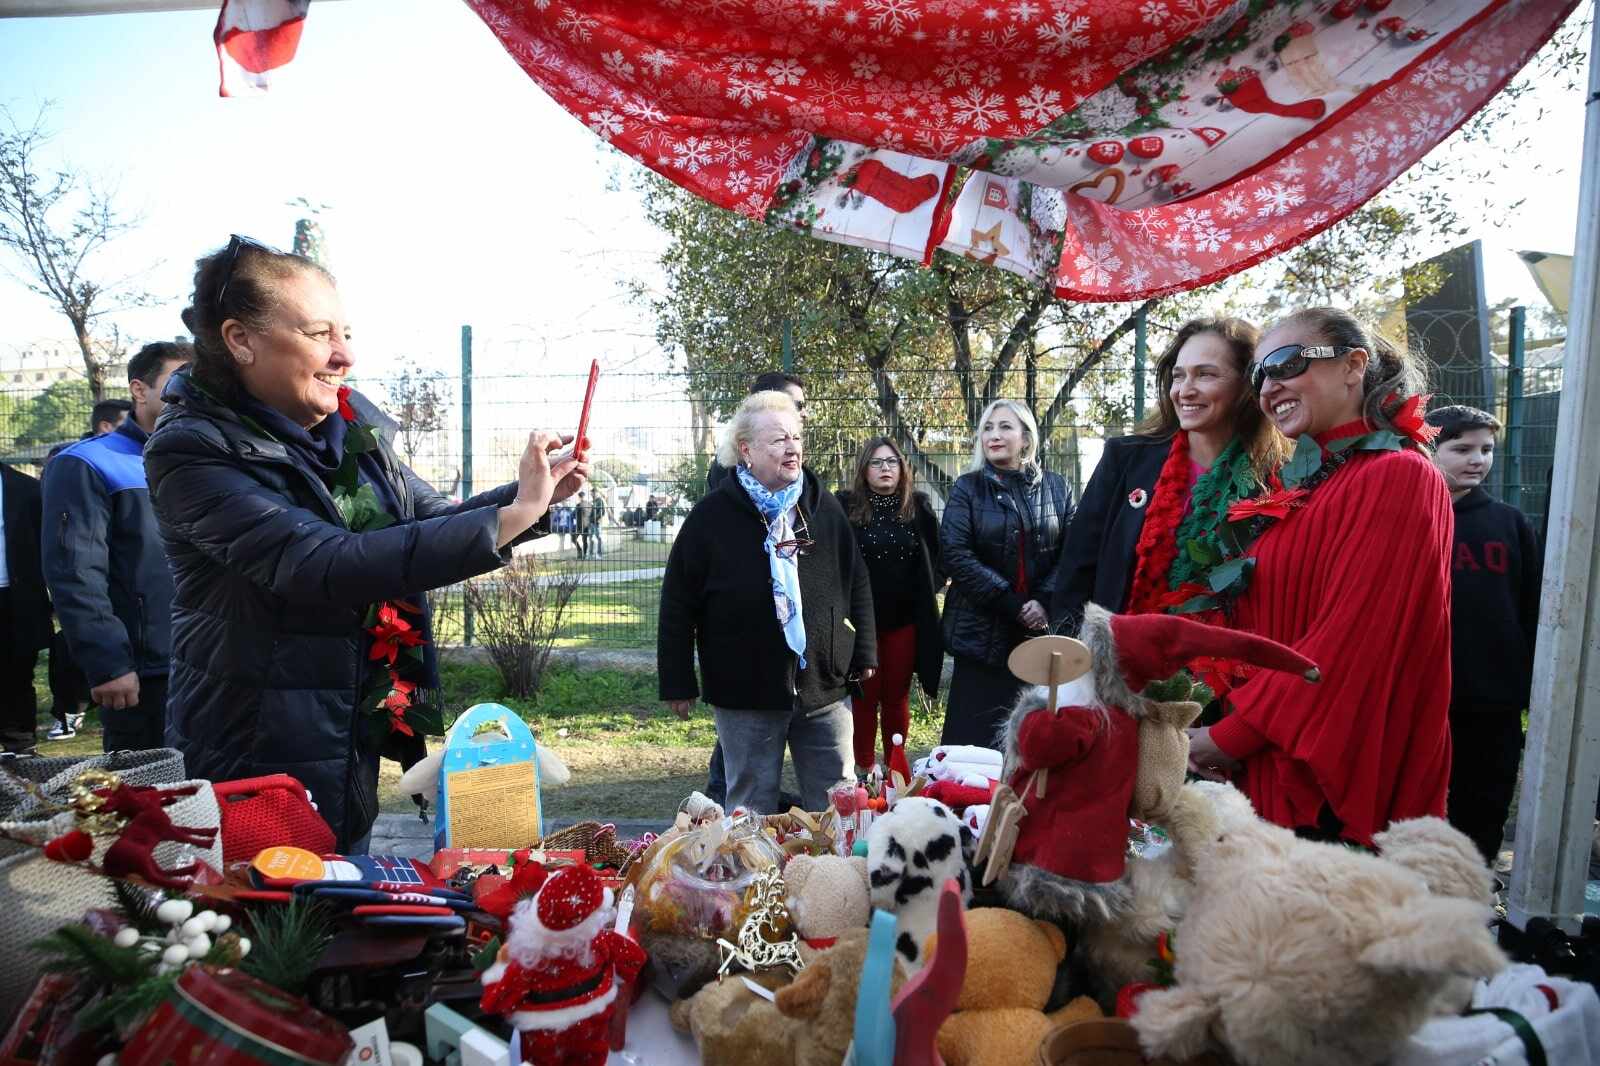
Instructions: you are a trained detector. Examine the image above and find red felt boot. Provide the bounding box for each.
[1219,67,1326,121]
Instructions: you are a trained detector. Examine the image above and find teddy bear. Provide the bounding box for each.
[1078,781,1258,1000]
[933,907,1102,1066]
[784,853,870,949]
[865,797,974,969]
[671,928,902,1066]
[1131,783,1507,1066]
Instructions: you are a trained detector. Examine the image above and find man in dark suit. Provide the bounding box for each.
[0,461,52,753]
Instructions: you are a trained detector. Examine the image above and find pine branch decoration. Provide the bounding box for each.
[32,923,155,987]
[241,898,333,995]
[111,879,166,935]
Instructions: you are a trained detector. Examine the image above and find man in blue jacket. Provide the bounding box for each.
[42,342,192,751]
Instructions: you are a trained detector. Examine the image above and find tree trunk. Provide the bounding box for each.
[73,318,105,401]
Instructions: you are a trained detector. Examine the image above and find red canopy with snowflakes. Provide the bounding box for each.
[466,0,1574,300]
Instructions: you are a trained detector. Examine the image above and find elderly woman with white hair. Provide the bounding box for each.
[658,390,876,813]
[939,399,1073,747]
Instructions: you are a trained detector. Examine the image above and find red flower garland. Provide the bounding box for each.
[334,386,435,742]
[1123,433,1194,616]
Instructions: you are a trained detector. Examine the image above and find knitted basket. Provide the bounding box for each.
[0,750,198,1022]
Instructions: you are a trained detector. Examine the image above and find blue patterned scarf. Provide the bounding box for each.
[736,465,807,670]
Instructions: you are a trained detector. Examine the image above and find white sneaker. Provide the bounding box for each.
[44,722,76,740]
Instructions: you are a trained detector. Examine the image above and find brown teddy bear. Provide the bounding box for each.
[934,907,1102,1066]
[672,928,901,1066]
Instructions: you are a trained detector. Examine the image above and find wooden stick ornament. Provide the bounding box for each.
[973,635,1091,887]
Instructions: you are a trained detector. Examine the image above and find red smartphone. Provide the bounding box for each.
[552,359,600,466]
[575,358,599,462]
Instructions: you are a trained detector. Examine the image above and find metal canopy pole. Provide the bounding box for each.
[1507,12,1600,933]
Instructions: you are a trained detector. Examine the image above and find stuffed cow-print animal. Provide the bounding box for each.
[865,797,975,968]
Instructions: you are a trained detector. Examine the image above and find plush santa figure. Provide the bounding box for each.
[996,603,1318,923]
[480,863,647,1066]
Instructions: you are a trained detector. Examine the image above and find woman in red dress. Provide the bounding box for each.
[1186,307,1453,845]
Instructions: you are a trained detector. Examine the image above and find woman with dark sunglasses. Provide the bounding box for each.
[145,238,588,852]
[837,436,945,774]
[1050,317,1289,641]
[658,390,877,813]
[1187,307,1454,847]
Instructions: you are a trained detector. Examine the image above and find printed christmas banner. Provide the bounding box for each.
[466,0,1577,299]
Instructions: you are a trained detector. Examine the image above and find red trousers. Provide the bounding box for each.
[854,623,917,769]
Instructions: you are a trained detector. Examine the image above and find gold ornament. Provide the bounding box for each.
[716,866,806,979]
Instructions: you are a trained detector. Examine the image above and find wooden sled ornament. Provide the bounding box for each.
[973,635,1092,887]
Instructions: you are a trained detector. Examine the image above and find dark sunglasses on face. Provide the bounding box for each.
[1249,344,1354,392]
[214,233,281,315]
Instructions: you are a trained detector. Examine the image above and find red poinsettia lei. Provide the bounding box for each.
[332,387,441,743]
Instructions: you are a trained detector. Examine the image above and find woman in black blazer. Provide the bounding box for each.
[1051,316,1288,634]
[837,436,944,773]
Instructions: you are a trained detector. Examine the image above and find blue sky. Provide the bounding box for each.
[0,0,1589,389]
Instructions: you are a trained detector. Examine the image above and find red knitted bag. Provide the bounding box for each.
[212,774,336,864]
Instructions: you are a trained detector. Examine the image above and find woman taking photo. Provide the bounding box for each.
[940,400,1072,748]
[1052,317,1288,635]
[658,391,876,813]
[1187,308,1453,845]
[146,236,587,851]
[837,437,944,773]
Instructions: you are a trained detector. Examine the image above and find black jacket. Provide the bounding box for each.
[659,471,877,712]
[940,465,1073,668]
[145,371,538,849]
[1448,487,1543,714]
[836,489,944,700]
[1050,435,1170,632]
[40,420,173,684]
[1,463,51,654]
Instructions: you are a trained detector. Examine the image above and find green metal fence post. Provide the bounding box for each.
[1507,306,1526,510]
[1133,305,1148,422]
[461,324,474,647]
[781,317,795,373]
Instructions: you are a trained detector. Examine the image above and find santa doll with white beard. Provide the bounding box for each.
[992,603,1320,923]
[480,862,647,1066]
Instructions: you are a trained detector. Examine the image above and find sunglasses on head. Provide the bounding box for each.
[214,233,281,315]
[1249,344,1354,392]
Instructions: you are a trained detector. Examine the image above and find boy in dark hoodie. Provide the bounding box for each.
[1425,405,1544,865]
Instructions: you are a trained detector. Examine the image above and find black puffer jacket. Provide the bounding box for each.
[145,371,538,849]
[940,465,1073,668]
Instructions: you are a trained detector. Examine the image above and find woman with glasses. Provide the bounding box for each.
[145,237,588,852]
[1186,307,1454,846]
[836,437,944,773]
[658,390,876,813]
[1051,317,1288,642]
[940,400,1073,748]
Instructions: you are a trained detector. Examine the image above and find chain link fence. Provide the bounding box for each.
[0,309,1566,651]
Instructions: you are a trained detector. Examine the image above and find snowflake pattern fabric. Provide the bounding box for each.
[467,0,1575,299]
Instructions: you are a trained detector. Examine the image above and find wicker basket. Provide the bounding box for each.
[539,821,637,876]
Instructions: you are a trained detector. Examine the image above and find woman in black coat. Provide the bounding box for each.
[145,237,587,851]
[658,390,876,814]
[1050,317,1286,634]
[836,436,944,773]
[940,400,1072,748]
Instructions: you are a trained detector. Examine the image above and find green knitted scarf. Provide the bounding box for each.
[1167,438,1257,590]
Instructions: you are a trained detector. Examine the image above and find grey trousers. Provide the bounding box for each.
[712,700,853,814]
